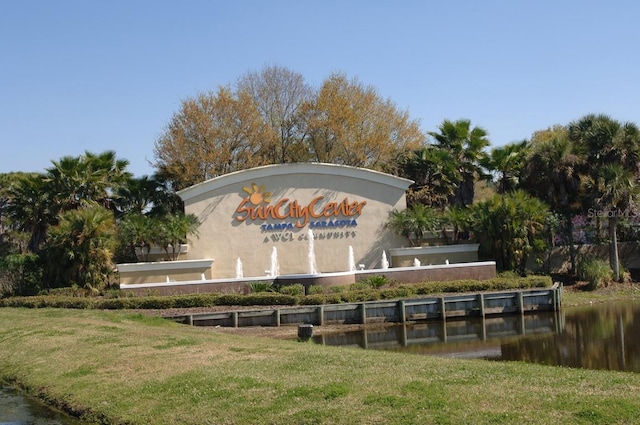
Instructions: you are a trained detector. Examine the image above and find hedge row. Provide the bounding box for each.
[300,276,552,305]
[0,276,552,310]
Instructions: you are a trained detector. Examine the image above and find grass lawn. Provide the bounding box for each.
[1,286,639,424]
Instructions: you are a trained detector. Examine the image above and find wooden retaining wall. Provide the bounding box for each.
[168,286,562,328]
[315,311,564,349]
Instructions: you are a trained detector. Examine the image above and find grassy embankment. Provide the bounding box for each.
[1,285,639,424]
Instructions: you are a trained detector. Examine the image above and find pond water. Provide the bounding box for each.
[313,300,640,372]
[0,386,82,424]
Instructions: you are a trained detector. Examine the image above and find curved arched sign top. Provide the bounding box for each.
[177,163,413,202]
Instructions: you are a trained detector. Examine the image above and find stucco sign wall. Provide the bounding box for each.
[178,163,413,279]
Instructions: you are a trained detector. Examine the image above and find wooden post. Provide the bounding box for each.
[399,300,406,323]
[232,311,238,328]
[318,305,324,326]
[440,297,446,321]
[517,292,524,315]
[361,303,367,325]
[478,293,485,318]
[275,309,281,327]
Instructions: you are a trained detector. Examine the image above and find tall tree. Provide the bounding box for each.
[585,164,640,281]
[237,65,313,164]
[481,140,529,194]
[429,119,490,207]
[521,126,583,273]
[304,72,424,170]
[470,191,550,273]
[153,87,270,190]
[45,203,117,291]
[45,150,131,213]
[5,173,54,253]
[568,114,640,280]
[154,212,200,261]
[396,146,459,209]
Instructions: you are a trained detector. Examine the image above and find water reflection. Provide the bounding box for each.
[0,386,82,424]
[313,301,640,372]
[501,301,640,372]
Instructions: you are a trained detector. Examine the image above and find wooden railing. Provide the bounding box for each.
[168,286,563,328]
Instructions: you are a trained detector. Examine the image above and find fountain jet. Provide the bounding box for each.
[381,251,389,269]
[308,228,318,274]
[270,247,279,277]
[348,246,356,272]
[236,257,243,278]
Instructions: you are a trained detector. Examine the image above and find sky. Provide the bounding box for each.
[2,1,639,178]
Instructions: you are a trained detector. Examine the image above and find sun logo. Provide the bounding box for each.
[242,183,272,205]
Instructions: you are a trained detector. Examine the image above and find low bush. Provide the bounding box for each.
[277,283,305,296]
[379,285,416,299]
[217,293,299,306]
[358,275,389,289]
[328,286,346,293]
[247,281,275,293]
[45,296,93,309]
[577,257,613,290]
[348,282,370,291]
[172,294,219,308]
[307,285,324,295]
[0,275,555,310]
[299,293,344,305]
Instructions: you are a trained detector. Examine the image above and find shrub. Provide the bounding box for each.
[307,285,324,295]
[328,286,346,293]
[49,296,94,309]
[172,294,219,308]
[358,275,389,289]
[300,293,344,305]
[348,282,370,291]
[0,275,553,310]
[97,298,135,310]
[339,289,380,303]
[577,257,613,290]
[39,286,87,297]
[277,283,305,296]
[245,293,299,305]
[247,281,275,293]
[379,285,415,299]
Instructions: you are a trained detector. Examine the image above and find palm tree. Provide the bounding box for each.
[585,164,639,280]
[155,213,201,260]
[569,114,640,280]
[469,191,550,273]
[396,146,459,208]
[429,119,490,207]
[387,204,443,247]
[118,213,155,261]
[112,175,174,218]
[5,173,55,253]
[46,203,117,290]
[521,131,584,273]
[481,140,529,193]
[45,151,131,212]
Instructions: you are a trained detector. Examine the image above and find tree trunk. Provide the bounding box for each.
[609,217,620,281]
[566,213,576,275]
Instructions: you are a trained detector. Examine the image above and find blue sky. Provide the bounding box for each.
[2,1,639,177]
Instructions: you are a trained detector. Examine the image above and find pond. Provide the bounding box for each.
[0,386,83,424]
[313,300,640,372]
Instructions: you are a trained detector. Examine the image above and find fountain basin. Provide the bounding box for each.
[117,259,214,285]
[389,244,480,267]
[119,261,497,296]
